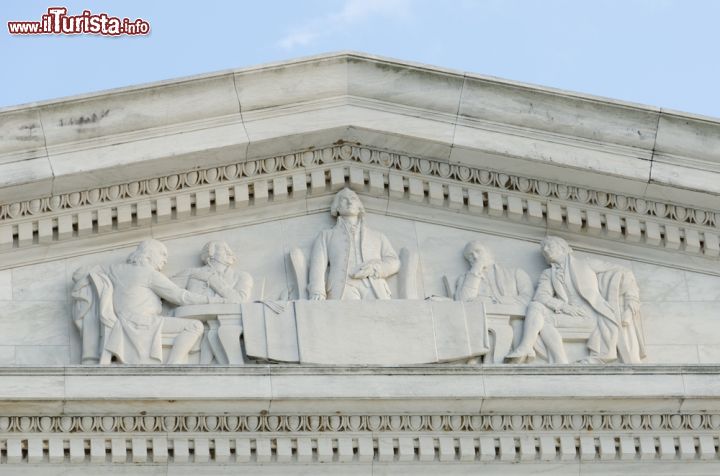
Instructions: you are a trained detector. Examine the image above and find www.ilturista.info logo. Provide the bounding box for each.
[7,7,150,36]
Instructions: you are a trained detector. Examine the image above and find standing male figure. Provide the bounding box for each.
[308,188,400,300]
[505,236,645,364]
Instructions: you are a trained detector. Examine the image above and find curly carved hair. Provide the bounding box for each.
[330,188,365,218]
[126,239,167,268]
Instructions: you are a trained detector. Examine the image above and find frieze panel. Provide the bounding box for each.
[69,189,647,366]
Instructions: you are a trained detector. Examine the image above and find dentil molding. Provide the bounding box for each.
[0,144,718,274]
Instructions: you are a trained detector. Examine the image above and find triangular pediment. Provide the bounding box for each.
[2,53,720,472]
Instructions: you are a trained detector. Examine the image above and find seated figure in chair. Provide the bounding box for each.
[72,239,225,365]
[174,240,253,364]
[454,240,534,305]
[175,240,253,304]
[505,236,645,364]
[452,240,535,364]
[308,188,400,300]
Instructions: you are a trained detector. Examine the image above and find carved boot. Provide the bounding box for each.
[504,346,536,363]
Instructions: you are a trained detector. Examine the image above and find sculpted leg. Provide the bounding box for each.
[505,302,546,361]
[163,318,204,364]
[538,325,568,364]
[217,316,244,364]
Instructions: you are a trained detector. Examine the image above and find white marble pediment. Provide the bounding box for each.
[1,54,720,471]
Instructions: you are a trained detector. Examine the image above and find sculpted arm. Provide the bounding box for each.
[515,269,535,305]
[150,271,213,305]
[234,271,254,302]
[376,234,401,277]
[353,234,401,279]
[455,271,481,301]
[532,271,565,312]
[307,234,328,300]
[206,271,253,303]
[620,270,641,325]
[587,258,625,274]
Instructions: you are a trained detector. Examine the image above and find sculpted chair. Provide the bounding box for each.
[444,239,633,365]
[505,236,646,365]
[72,267,203,365]
[441,273,526,364]
[171,241,255,365]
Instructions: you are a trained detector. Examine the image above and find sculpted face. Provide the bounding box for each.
[336,191,362,217]
[212,242,236,266]
[149,244,168,271]
[541,239,568,265]
[467,244,492,268]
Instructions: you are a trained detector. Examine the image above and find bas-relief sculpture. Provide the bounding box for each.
[173,241,253,364]
[505,236,646,364]
[71,189,647,366]
[308,188,400,301]
[174,240,253,304]
[72,240,222,364]
[454,240,533,305]
[447,240,534,364]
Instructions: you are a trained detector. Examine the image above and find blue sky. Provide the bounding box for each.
[2,0,719,117]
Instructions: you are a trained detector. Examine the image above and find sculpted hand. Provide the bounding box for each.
[625,300,640,316]
[351,260,381,279]
[560,303,587,317]
[207,274,224,290]
[208,296,227,304]
[469,263,487,276]
[619,301,640,327]
[621,309,633,327]
[99,312,118,328]
[207,274,234,297]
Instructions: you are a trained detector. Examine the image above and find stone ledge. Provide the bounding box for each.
[0,366,719,470]
[0,365,716,414]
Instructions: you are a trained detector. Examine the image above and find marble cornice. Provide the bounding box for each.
[0,366,719,467]
[0,364,716,413]
[2,363,720,375]
[2,52,720,206]
[0,143,718,276]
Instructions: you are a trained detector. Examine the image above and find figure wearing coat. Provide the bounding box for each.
[74,263,208,364]
[308,218,400,300]
[175,265,253,303]
[454,264,534,305]
[532,254,646,363]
